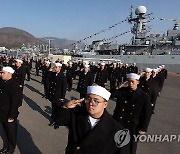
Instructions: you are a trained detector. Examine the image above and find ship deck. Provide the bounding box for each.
[0,68,180,154]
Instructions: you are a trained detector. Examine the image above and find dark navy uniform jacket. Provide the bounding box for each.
[48,71,67,104]
[0,77,21,122]
[112,87,152,134]
[95,68,108,87]
[55,107,130,154]
[77,71,93,95]
[14,65,26,86]
[139,76,159,105]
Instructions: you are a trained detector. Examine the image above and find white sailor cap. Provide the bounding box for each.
[92,61,96,64]
[144,67,152,72]
[161,65,165,68]
[55,63,62,67]
[84,64,90,68]
[87,85,111,101]
[16,59,23,64]
[152,69,158,72]
[2,66,15,74]
[68,61,73,65]
[126,73,140,80]
[158,66,162,69]
[101,62,105,66]
[46,61,51,64]
[83,61,89,64]
[156,67,161,71]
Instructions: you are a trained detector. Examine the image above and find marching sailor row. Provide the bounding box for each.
[0,56,167,154]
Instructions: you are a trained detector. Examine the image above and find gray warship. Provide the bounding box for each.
[72,6,180,73]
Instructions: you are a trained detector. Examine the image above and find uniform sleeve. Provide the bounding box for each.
[151,83,159,105]
[61,75,67,99]
[54,107,71,126]
[112,100,121,121]
[8,81,20,119]
[54,105,82,126]
[139,95,152,132]
[20,67,26,86]
[89,73,94,86]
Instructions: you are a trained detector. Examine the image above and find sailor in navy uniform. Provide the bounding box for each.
[42,61,51,99]
[25,59,32,81]
[95,62,108,87]
[139,68,159,114]
[129,63,138,74]
[111,73,152,154]
[77,64,93,99]
[66,61,75,91]
[123,64,130,81]
[48,63,67,128]
[159,65,167,92]
[13,59,26,107]
[0,67,21,154]
[89,61,97,81]
[54,85,130,154]
[108,62,119,90]
[13,59,26,88]
[117,62,124,84]
[156,65,166,93]
[35,58,41,76]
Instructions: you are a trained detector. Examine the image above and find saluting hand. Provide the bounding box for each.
[8,118,14,123]
[116,81,128,89]
[138,130,146,135]
[64,98,84,109]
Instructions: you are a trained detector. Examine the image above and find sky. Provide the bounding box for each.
[1,0,180,45]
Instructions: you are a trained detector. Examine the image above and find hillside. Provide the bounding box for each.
[0,27,44,49]
[0,27,86,50]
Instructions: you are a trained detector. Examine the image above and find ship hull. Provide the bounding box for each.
[79,55,180,73]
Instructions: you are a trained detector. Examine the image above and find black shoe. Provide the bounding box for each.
[48,122,55,126]
[54,124,59,129]
[0,148,7,154]
[42,95,45,98]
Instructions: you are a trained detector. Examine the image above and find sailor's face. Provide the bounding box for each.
[1,71,11,80]
[144,71,151,78]
[85,94,108,118]
[16,62,21,67]
[127,78,139,90]
[84,67,89,73]
[101,65,105,69]
[152,71,156,76]
[55,66,61,72]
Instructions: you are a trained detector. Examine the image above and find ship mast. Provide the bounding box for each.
[129,6,147,39]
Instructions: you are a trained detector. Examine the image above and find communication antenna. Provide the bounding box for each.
[128,4,134,23]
